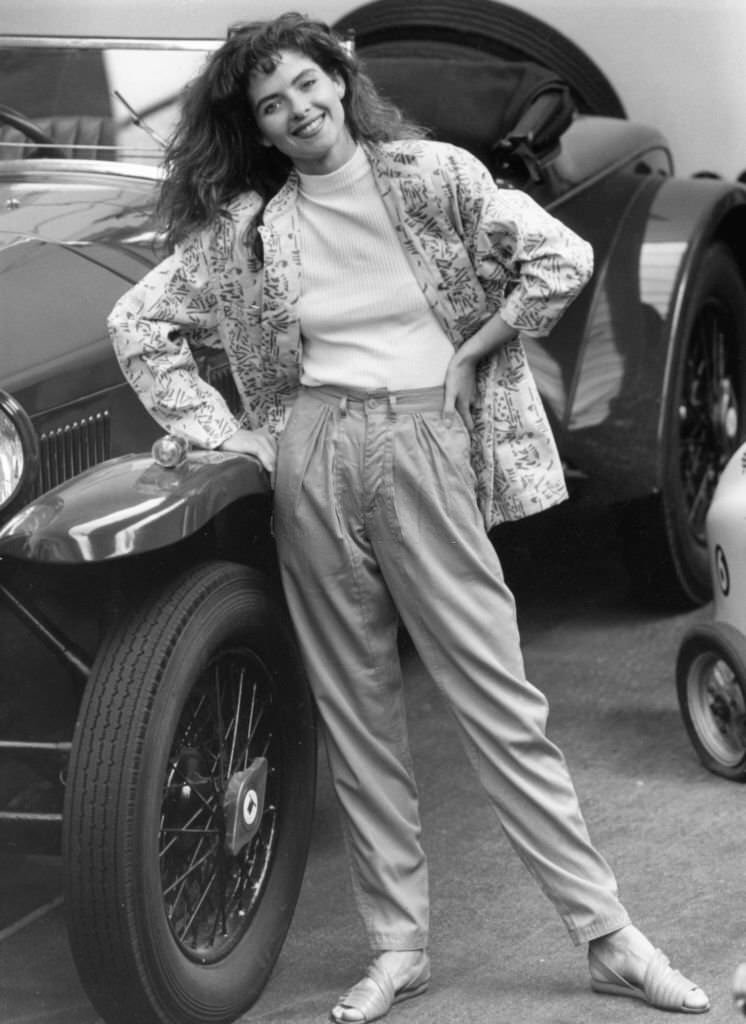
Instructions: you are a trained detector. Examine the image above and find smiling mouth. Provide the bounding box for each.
[293,114,325,138]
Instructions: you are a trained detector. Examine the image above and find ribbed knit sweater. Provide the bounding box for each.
[296,146,454,390]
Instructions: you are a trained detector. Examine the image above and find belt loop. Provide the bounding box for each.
[339,394,348,416]
[387,393,397,419]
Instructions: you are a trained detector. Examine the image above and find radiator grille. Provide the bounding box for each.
[38,411,111,494]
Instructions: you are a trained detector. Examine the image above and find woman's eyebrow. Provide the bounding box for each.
[254,69,317,110]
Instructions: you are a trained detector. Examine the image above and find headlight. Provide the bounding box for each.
[0,410,24,503]
[0,389,38,514]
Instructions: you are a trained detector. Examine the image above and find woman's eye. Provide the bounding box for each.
[301,77,317,89]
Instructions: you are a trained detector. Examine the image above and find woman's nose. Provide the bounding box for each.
[289,92,311,118]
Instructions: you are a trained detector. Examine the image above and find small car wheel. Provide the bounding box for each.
[62,561,316,1024]
[676,621,746,780]
[334,0,625,116]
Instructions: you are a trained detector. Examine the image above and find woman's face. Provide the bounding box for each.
[248,49,356,175]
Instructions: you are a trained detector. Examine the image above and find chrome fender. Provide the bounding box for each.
[0,450,269,563]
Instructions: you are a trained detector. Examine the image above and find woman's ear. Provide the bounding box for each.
[333,72,346,99]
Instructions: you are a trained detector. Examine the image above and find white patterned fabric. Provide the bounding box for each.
[108,139,593,528]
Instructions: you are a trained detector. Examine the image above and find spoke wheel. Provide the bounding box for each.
[623,244,746,607]
[678,272,743,552]
[160,649,278,964]
[677,622,746,780]
[63,561,316,1024]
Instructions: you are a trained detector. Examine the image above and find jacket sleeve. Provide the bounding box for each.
[107,228,241,448]
[452,149,594,337]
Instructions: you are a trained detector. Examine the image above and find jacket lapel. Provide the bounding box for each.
[259,177,302,369]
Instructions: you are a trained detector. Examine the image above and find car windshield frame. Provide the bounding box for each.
[0,35,224,167]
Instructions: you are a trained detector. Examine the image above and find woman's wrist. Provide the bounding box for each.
[452,345,481,370]
[457,313,518,366]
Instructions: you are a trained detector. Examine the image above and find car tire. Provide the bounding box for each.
[676,621,746,781]
[62,561,316,1024]
[333,0,625,116]
[623,243,746,608]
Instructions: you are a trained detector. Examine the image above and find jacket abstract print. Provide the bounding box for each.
[108,139,593,529]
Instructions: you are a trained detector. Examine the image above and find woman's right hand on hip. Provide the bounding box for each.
[219,427,278,478]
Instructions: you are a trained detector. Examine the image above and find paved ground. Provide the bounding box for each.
[2,503,746,1024]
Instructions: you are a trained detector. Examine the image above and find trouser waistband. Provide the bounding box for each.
[300,384,444,416]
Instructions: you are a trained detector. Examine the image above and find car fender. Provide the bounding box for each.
[549,173,746,502]
[0,449,270,563]
[643,178,746,486]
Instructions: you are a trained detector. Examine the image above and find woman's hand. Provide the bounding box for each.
[443,352,478,432]
[219,427,278,477]
[443,312,519,431]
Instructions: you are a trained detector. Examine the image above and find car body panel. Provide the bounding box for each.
[544,174,746,501]
[0,160,263,525]
[0,450,269,563]
[0,163,161,402]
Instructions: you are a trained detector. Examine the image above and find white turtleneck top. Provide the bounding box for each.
[296,146,454,390]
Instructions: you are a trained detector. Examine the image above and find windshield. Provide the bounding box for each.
[0,39,220,166]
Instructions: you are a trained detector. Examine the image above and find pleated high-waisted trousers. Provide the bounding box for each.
[273,384,629,951]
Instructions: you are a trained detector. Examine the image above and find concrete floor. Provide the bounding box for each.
[2,504,746,1024]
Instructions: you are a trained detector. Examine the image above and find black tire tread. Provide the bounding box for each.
[63,562,309,1024]
[660,245,746,602]
[623,244,746,609]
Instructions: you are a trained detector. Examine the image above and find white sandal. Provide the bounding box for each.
[589,947,709,1014]
[330,953,431,1023]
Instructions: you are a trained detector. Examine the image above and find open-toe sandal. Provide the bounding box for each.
[330,953,431,1024]
[589,948,709,1014]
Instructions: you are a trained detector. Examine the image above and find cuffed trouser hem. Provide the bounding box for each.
[566,910,632,946]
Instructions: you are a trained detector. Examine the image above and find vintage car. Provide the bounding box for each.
[1,2,746,1022]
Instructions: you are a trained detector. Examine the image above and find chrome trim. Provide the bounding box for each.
[38,411,111,493]
[0,581,91,679]
[0,740,72,751]
[0,388,38,515]
[0,158,163,180]
[0,35,222,50]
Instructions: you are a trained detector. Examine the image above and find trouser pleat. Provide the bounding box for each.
[273,386,629,950]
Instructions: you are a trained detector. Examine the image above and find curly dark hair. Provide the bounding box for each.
[158,11,425,249]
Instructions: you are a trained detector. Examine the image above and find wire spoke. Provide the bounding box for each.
[158,648,280,961]
[176,869,219,942]
[163,840,219,899]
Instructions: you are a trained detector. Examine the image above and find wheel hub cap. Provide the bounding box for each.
[223,757,268,856]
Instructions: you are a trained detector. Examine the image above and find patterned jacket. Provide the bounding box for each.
[108,139,593,529]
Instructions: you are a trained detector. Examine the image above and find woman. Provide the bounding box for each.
[108,12,709,1022]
